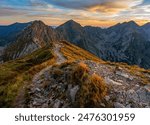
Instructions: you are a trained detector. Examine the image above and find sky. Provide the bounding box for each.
[0,0,150,27]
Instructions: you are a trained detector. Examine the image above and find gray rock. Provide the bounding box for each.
[114,102,125,108]
[136,88,148,103]
[105,96,110,101]
[36,79,43,84]
[126,104,131,108]
[35,88,41,92]
[116,71,133,80]
[100,103,106,107]
[126,89,139,103]
[105,77,122,85]
[69,85,79,103]
[144,85,150,92]
[34,98,46,104]
[53,99,61,108]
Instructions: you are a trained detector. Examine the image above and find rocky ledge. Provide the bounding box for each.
[27,60,150,108]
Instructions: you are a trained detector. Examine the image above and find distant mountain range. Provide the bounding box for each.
[0,20,150,108]
[0,22,31,46]
[0,20,150,69]
[56,20,150,69]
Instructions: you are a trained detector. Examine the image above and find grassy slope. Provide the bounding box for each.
[0,41,105,107]
[0,40,149,107]
[61,41,104,62]
[61,41,150,85]
[0,47,56,107]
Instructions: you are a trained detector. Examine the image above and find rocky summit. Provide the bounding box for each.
[2,21,58,61]
[0,20,150,108]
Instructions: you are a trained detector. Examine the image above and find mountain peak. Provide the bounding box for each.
[3,20,57,61]
[61,19,82,28]
[123,20,139,27]
[30,20,46,28]
[25,20,54,34]
[67,19,77,23]
[32,20,44,24]
[128,20,138,25]
[109,20,139,31]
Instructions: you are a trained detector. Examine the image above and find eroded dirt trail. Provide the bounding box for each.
[54,43,66,65]
[32,43,66,84]
[28,43,67,107]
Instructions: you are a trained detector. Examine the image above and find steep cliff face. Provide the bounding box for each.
[0,22,31,46]
[100,21,150,68]
[142,22,150,39]
[56,20,84,44]
[57,20,150,69]
[3,21,58,61]
[1,20,150,69]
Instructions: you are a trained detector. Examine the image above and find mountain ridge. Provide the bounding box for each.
[56,20,150,69]
[0,20,150,108]
[1,20,150,69]
[2,20,58,61]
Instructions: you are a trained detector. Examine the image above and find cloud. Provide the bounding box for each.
[48,0,144,14]
[0,0,149,27]
[0,8,28,16]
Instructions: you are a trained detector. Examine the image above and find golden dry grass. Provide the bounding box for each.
[60,41,104,62]
[49,61,107,107]
[69,62,107,107]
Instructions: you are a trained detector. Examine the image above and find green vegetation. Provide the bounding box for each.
[0,47,55,107]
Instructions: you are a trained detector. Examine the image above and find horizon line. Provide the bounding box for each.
[0,19,149,28]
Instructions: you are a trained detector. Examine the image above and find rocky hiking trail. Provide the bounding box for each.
[26,43,150,108]
[54,43,66,65]
[32,43,66,84]
[28,43,68,107]
[14,43,67,107]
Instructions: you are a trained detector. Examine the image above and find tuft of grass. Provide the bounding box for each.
[72,62,107,107]
[90,74,107,102]
[54,61,107,108]
[49,61,107,108]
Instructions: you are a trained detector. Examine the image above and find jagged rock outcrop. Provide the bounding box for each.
[3,21,58,61]
[57,20,150,69]
[85,60,150,108]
